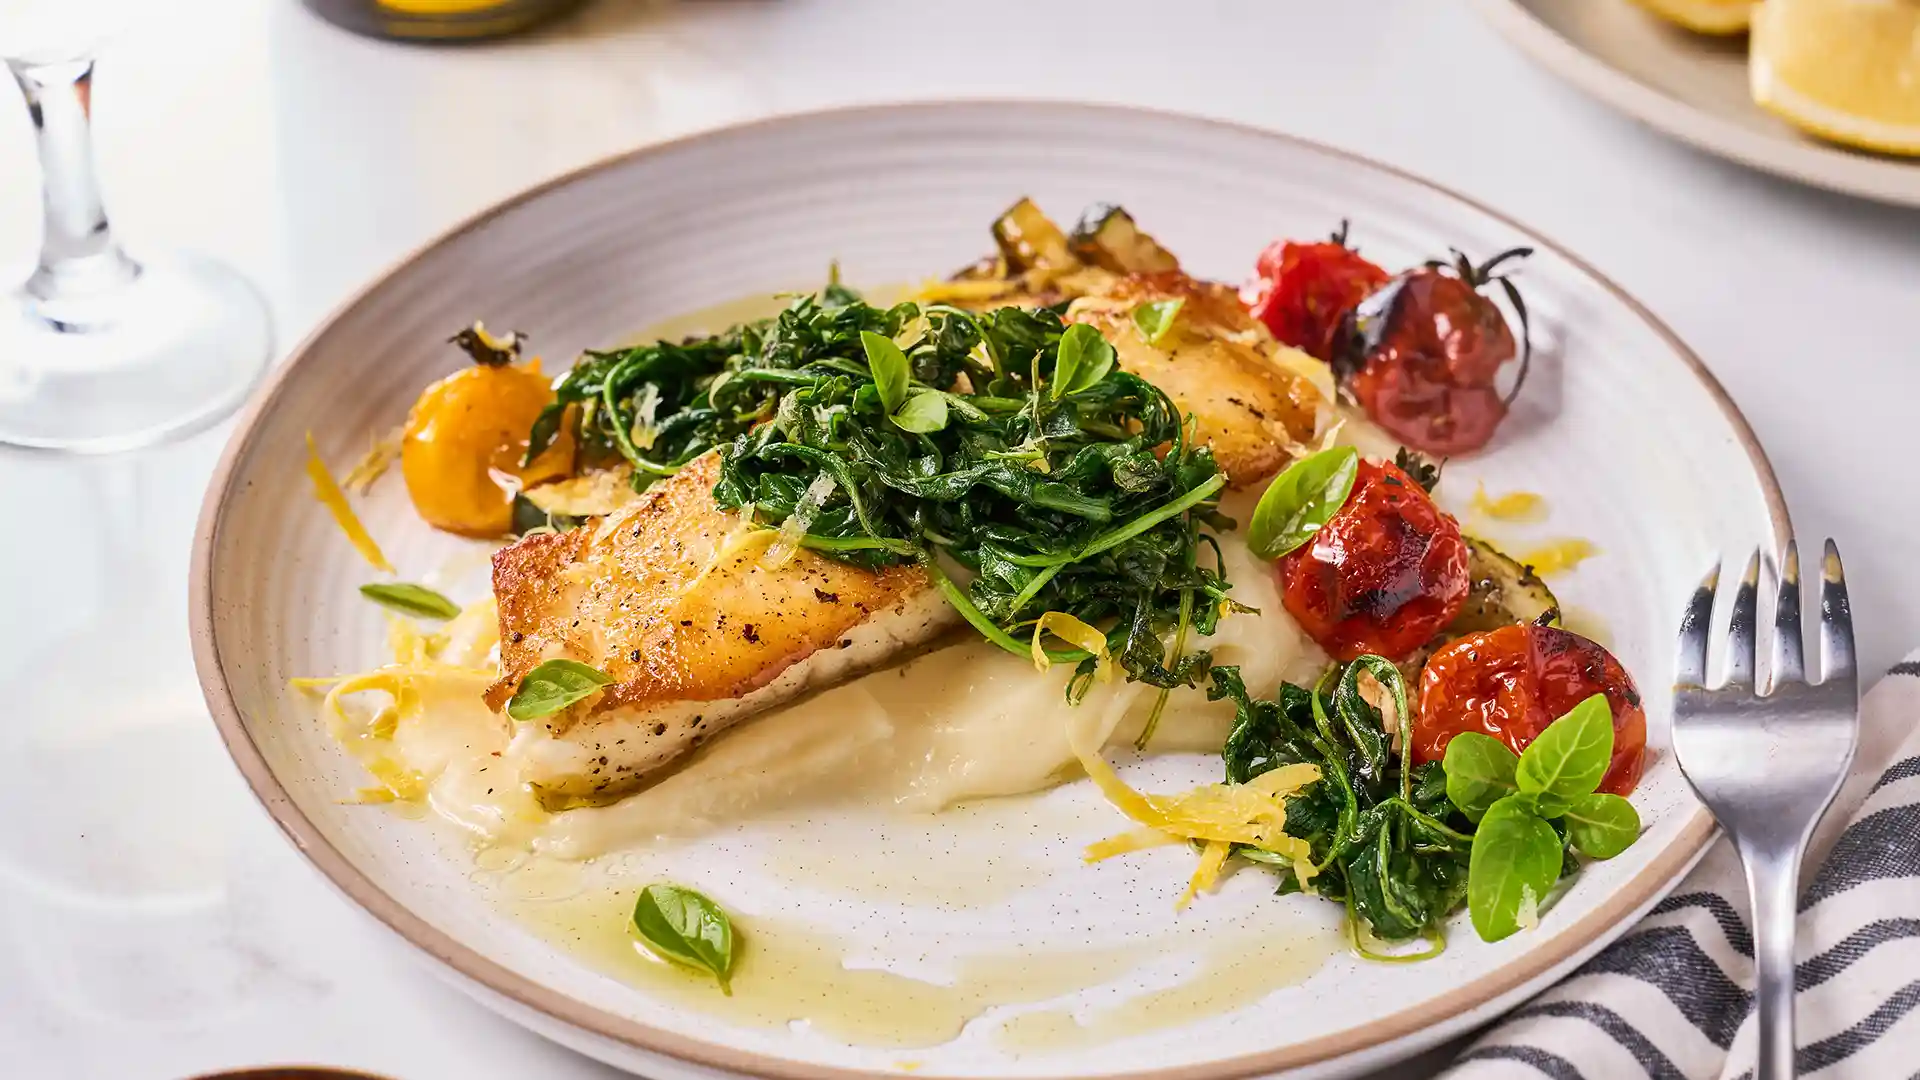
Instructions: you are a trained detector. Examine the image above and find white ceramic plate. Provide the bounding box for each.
[1475,0,1920,208]
[192,102,1787,1080]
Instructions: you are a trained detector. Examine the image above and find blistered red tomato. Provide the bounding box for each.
[1344,257,1523,456]
[1415,624,1647,797]
[1277,459,1470,661]
[1241,238,1389,361]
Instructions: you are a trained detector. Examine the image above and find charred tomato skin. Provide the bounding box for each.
[1343,269,1518,456]
[1277,459,1470,661]
[1242,239,1390,361]
[1416,624,1648,796]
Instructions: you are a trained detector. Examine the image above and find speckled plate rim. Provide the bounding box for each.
[1472,0,1920,209]
[191,100,1786,1080]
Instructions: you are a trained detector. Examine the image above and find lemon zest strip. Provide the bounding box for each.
[1031,611,1114,682]
[305,432,395,572]
[1180,840,1233,909]
[1084,827,1184,862]
[1069,700,1322,906]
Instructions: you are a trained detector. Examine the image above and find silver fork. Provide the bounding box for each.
[1673,540,1860,1080]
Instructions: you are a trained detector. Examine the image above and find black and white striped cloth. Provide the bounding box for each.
[1447,653,1920,1080]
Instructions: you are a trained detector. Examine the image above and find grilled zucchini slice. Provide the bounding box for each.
[991,197,1077,272]
[1449,537,1561,633]
[1069,203,1180,274]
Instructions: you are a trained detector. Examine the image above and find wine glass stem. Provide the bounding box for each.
[8,55,139,306]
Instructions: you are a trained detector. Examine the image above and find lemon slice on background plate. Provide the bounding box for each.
[1626,0,1756,33]
[1751,0,1920,156]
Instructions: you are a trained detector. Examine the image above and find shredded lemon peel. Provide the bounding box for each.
[305,432,394,572]
[1083,827,1185,861]
[294,597,498,805]
[342,426,404,494]
[1069,700,1320,908]
[1031,611,1115,682]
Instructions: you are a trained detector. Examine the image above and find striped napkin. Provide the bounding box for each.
[1446,653,1920,1080]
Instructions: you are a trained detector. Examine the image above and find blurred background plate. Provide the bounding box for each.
[1474,0,1920,208]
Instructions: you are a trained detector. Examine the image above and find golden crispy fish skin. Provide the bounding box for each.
[487,453,956,796]
[1065,272,1320,488]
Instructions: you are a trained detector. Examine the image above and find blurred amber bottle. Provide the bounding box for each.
[301,0,585,41]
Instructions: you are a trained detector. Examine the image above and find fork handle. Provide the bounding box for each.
[1743,844,1803,1079]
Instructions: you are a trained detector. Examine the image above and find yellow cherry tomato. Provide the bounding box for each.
[401,360,575,537]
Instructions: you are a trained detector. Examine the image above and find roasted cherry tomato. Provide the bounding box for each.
[1341,250,1527,456]
[402,358,574,537]
[1415,624,1647,796]
[1241,236,1389,361]
[1277,459,1470,661]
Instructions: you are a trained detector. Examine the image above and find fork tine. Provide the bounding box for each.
[1771,540,1805,690]
[1725,549,1761,689]
[1820,538,1856,688]
[1677,560,1719,688]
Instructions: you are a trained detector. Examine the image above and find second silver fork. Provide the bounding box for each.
[1672,540,1859,1080]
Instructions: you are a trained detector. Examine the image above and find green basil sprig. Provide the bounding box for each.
[891,388,950,433]
[506,658,614,721]
[359,582,462,620]
[632,883,736,994]
[1444,693,1641,941]
[1246,445,1361,560]
[1466,796,1563,942]
[1515,694,1614,816]
[1562,792,1641,859]
[1130,298,1184,345]
[1050,322,1116,399]
[861,329,952,433]
[1442,729,1519,823]
[860,330,910,414]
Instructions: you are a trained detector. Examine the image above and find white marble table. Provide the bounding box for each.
[2,1,1916,1077]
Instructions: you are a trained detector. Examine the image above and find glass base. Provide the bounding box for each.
[0,251,273,454]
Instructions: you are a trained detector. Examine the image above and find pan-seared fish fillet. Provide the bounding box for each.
[1066,272,1323,487]
[486,453,956,797]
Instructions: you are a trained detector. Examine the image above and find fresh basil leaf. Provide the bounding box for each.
[1246,445,1361,560]
[890,388,950,433]
[860,330,910,414]
[1131,298,1185,345]
[1467,795,1564,942]
[1070,334,1116,393]
[1563,792,1640,859]
[631,883,736,994]
[1051,322,1115,399]
[1515,693,1614,803]
[1507,789,1554,818]
[359,582,462,621]
[1527,788,1574,819]
[1443,732,1520,823]
[506,658,613,721]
